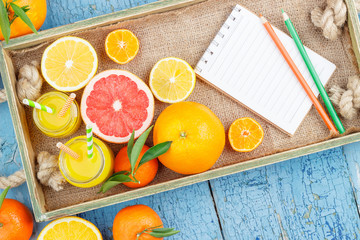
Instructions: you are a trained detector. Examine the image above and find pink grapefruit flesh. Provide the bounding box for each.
[81,70,154,143]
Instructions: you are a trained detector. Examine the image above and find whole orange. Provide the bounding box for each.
[113,204,163,240]
[115,145,158,188]
[0,198,34,240]
[0,0,47,40]
[153,101,225,175]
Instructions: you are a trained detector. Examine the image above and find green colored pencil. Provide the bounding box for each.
[282,9,345,134]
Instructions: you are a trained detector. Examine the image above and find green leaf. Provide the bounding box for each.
[107,171,129,179]
[99,174,133,193]
[108,174,133,182]
[99,181,122,193]
[10,3,37,34]
[138,141,172,169]
[127,130,135,161]
[130,126,153,174]
[151,228,175,233]
[21,5,30,14]
[148,230,180,238]
[0,0,10,43]
[146,224,163,230]
[0,186,10,209]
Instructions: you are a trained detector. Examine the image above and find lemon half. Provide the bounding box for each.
[149,57,196,103]
[37,216,102,240]
[41,36,98,92]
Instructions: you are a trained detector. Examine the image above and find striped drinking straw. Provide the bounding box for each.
[22,99,53,114]
[58,93,76,117]
[56,142,80,160]
[86,124,94,159]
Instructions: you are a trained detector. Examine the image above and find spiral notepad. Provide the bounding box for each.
[195,5,336,135]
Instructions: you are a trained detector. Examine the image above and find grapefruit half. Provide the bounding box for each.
[81,70,154,143]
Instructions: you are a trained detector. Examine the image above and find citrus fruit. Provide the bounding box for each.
[81,70,154,143]
[149,57,196,103]
[153,102,225,174]
[37,216,102,240]
[115,145,158,188]
[0,198,33,240]
[113,205,163,240]
[41,36,98,92]
[105,29,140,64]
[228,117,264,152]
[0,0,47,40]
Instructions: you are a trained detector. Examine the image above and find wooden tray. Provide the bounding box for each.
[1,0,360,222]
[347,0,360,70]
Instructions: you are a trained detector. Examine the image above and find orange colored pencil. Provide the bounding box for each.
[260,15,337,133]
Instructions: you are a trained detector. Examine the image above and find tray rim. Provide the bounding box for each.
[345,0,360,69]
[1,0,360,222]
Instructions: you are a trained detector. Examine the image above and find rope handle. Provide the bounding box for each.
[0,170,26,189]
[0,89,6,104]
[0,152,66,191]
[0,61,43,105]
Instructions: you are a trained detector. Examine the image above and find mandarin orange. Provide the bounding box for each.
[228,117,264,152]
[0,198,34,240]
[0,0,47,40]
[105,29,139,64]
[113,205,163,240]
[114,145,158,188]
[153,102,225,175]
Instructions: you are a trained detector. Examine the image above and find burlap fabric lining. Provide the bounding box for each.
[8,0,360,211]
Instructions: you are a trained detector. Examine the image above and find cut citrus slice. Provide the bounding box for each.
[228,117,264,152]
[149,57,196,103]
[81,70,154,143]
[105,29,139,64]
[41,36,98,92]
[37,216,102,240]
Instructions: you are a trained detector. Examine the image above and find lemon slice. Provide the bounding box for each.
[149,57,196,103]
[41,36,98,92]
[37,216,102,240]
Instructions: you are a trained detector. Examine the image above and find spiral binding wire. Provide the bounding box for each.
[195,5,242,73]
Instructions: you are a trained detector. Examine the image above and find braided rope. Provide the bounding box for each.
[330,75,360,120]
[311,0,347,40]
[0,170,26,189]
[36,151,66,192]
[0,152,66,191]
[0,61,43,105]
[0,89,6,103]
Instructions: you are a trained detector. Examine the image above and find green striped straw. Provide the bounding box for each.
[22,99,53,114]
[86,124,94,159]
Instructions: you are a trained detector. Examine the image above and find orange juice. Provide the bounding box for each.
[58,136,114,188]
[33,91,81,137]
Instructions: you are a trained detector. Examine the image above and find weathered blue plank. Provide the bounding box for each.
[210,147,360,239]
[343,142,360,212]
[75,182,223,240]
[42,0,157,29]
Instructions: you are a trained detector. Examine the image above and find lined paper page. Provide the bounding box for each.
[195,5,336,135]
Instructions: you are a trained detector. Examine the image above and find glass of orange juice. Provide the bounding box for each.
[33,91,81,138]
[58,136,114,188]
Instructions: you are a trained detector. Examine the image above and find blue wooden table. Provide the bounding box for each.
[1,1,360,239]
